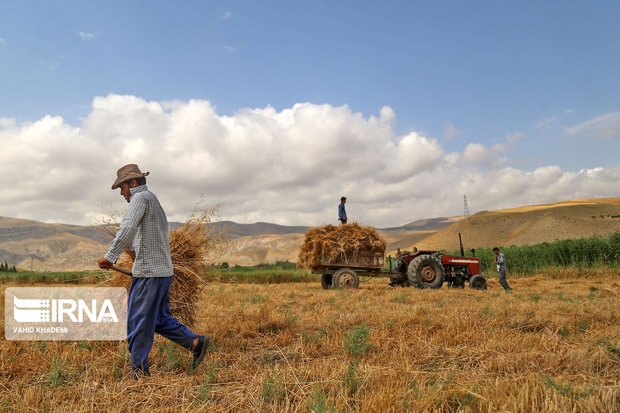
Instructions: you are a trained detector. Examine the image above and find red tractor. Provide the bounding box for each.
[388,249,487,290]
[389,234,487,290]
[314,233,488,290]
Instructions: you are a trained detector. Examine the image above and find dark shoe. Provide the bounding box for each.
[192,335,210,369]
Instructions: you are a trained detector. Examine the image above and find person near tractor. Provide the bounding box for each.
[493,247,512,291]
[98,164,209,377]
[338,196,348,224]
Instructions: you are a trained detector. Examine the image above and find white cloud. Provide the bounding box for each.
[462,143,493,165]
[535,116,558,130]
[78,31,97,41]
[37,57,62,70]
[0,38,5,44]
[492,131,526,155]
[565,112,620,139]
[220,11,233,19]
[1,95,618,227]
[443,122,460,140]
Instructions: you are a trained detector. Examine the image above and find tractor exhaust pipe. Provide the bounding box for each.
[458,233,465,256]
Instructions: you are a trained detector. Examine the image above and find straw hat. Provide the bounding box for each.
[111,164,150,189]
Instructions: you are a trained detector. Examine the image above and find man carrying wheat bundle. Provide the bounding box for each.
[98,164,209,378]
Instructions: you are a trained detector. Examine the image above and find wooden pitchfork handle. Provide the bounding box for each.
[111,265,132,277]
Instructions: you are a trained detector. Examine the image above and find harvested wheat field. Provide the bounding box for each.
[1,270,619,412]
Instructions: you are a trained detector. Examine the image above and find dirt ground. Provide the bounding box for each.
[1,271,619,412]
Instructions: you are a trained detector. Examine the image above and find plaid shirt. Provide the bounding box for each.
[104,185,173,277]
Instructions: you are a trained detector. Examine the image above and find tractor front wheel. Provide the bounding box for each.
[321,274,333,290]
[407,255,445,289]
[469,274,487,290]
[332,268,360,289]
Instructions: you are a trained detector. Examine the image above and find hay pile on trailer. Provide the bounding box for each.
[297,223,386,270]
[106,212,221,327]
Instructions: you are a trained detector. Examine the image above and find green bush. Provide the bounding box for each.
[204,261,316,284]
[451,232,620,275]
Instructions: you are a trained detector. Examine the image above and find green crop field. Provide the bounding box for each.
[0,270,105,284]
[204,261,317,284]
[450,232,620,275]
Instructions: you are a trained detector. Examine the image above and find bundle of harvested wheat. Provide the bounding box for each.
[297,223,386,270]
[106,211,222,327]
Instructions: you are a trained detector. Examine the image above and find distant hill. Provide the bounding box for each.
[415,198,620,252]
[0,217,112,272]
[210,221,310,237]
[380,216,463,232]
[0,216,456,271]
[12,196,617,271]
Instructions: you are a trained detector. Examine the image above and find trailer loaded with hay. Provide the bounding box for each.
[298,224,487,290]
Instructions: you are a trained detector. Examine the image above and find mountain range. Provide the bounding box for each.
[1,198,619,271]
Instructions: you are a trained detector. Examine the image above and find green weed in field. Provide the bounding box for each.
[344,359,361,397]
[307,387,338,413]
[250,294,266,304]
[600,338,620,359]
[199,362,218,402]
[558,326,570,338]
[113,346,128,378]
[161,341,186,371]
[77,341,95,351]
[261,370,286,404]
[48,355,67,387]
[540,371,572,396]
[344,324,372,356]
[577,320,591,333]
[301,329,326,343]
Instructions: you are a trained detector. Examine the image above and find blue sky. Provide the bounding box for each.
[1,1,619,225]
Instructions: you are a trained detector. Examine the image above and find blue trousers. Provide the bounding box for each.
[498,269,511,290]
[127,276,199,376]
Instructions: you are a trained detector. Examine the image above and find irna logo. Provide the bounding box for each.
[13,296,118,323]
[5,287,127,341]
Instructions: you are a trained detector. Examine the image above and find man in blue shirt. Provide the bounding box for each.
[98,164,209,377]
[338,196,347,224]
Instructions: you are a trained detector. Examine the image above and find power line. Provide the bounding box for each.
[463,195,471,218]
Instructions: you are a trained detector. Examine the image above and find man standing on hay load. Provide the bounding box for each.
[338,196,347,224]
[98,164,209,378]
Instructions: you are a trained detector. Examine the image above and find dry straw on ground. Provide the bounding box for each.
[105,208,225,327]
[297,223,386,270]
[0,270,619,411]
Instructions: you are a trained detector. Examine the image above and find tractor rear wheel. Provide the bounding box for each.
[469,274,487,290]
[407,255,445,289]
[332,268,360,289]
[321,274,333,290]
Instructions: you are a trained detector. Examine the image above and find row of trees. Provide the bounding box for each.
[1,262,17,272]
